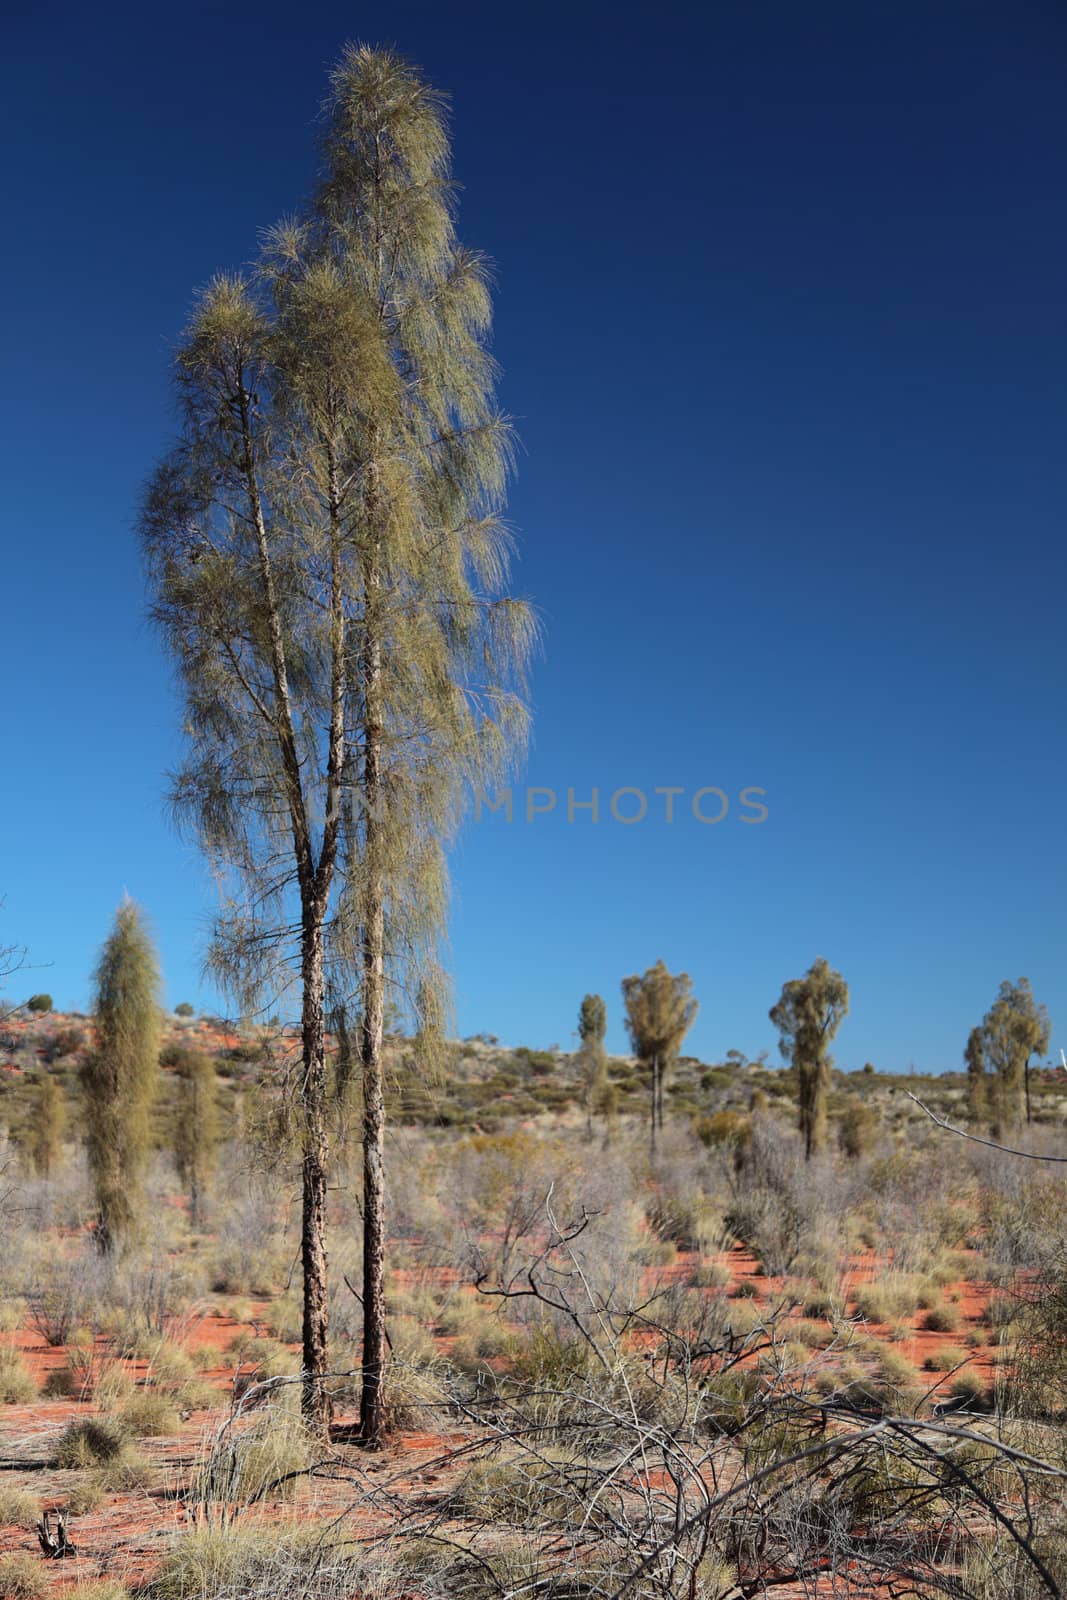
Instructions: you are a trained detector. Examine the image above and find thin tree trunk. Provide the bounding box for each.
[649,1055,658,1160]
[300,908,332,1436]
[1025,1055,1032,1126]
[359,542,387,1447]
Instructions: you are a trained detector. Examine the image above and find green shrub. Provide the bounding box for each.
[26,994,53,1014]
[0,1553,48,1600]
[175,1003,195,1018]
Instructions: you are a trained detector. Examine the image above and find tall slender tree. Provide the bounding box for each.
[28,1073,66,1179]
[174,1051,219,1229]
[964,1025,987,1124]
[769,956,848,1160]
[577,993,608,1137]
[621,962,698,1157]
[81,901,162,1251]
[141,45,532,1440]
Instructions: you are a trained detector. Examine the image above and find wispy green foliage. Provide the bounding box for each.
[81,901,162,1250]
[141,43,533,1438]
[621,962,697,1155]
[769,956,848,1160]
[973,978,1050,1131]
[27,1072,65,1178]
[577,993,608,1134]
[174,1052,219,1228]
[964,1025,986,1123]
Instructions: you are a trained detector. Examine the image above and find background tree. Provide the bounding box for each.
[81,901,162,1251]
[27,1073,65,1179]
[142,44,532,1440]
[621,962,698,1156]
[769,956,848,1160]
[174,1052,219,1229]
[964,1024,987,1123]
[577,993,608,1136]
[978,977,1050,1131]
[26,993,52,1014]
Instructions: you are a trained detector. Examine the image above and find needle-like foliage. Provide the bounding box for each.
[141,44,533,1437]
[621,963,698,1157]
[81,900,162,1250]
[769,955,848,1161]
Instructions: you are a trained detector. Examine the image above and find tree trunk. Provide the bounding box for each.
[359,590,387,1448]
[649,1055,658,1160]
[300,908,332,1436]
[1025,1055,1033,1126]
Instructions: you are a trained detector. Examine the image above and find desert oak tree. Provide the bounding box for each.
[81,901,162,1251]
[141,46,532,1439]
[621,962,697,1157]
[769,956,848,1160]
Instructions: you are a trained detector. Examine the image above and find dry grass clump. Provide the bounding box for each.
[0,1552,49,1600]
[54,1416,129,1468]
[0,1344,37,1403]
[142,1522,374,1600]
[923,1345,970,1373]
[66,1583,131,1600]
[193,1410,316,1506]
[923,1302,963,1333]
[0,1484,38,1524]
[120,1388,181,1436]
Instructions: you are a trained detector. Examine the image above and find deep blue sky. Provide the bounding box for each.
[2,1,1065,1070]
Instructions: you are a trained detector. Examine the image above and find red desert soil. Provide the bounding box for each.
[0,1248,1000,1595]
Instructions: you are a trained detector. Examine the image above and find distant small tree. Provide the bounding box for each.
[174,1001,195,1018]
[577,994,608,1137]
[27,993,52,1014]
[621,961,698,1157]
[769,956,848,1160]
[964,1025,986,1123]
[28,1074,66,1178]
[174,1052,219,1228]
[81,901,162,1251]
[978,978,1050,1130]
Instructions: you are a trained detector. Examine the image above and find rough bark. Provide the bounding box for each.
[300,908,332,1435]
[359,516,387,1446]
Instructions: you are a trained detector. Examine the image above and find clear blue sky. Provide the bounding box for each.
[2,0,1065,1071]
